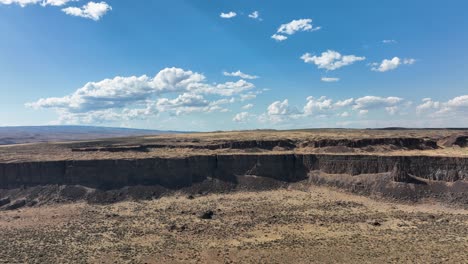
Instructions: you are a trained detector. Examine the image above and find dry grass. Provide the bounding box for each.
[0,186,467,263]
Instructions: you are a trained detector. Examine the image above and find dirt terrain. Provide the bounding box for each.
[0,186,467,263]
[0,129,467,263]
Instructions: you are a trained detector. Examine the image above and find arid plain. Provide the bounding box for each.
[0,129,467,263]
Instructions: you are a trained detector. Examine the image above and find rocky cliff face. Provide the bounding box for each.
[1,154,467,189]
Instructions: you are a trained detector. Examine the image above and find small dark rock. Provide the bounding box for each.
[105,213,119,218]
[200,210,214,220]
[0,197,11,207]
[369,220,381,226]
[5,199,26,211]
[187,195,195,200]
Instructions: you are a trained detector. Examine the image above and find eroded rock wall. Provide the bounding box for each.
[0,154,467,189]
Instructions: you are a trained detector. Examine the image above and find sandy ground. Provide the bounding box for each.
[0,186,467,264]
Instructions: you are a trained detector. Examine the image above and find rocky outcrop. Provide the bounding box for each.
[439,135,468,148]
[72,139,297,152]
[301,138,438,150]
[70,137,438,153]
[0,154,467,190]
[4,199,25,210]
[0,197,10,207]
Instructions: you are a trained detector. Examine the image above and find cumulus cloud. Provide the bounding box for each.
[359,109,369,116]
[248,11,261,20]
[242,104,254,110]
[334,98,354,108]
[416,98,440,115]
[352,96,406,115]
[371,57,416,72]
[254,95,468,128]
[271,34,288,42]
[0,0,40,7]
[201,80,255,96]
[62,1,111,21]
[340,111,350,117]
[321,77,340,82]
[416,95,468,116]
[233,112,250,123]
[301,50,365,71]
[27,67,258,124]
[303,96,333,116]
[403,58,416,65]
[0,0,74,7]
[277,18,320,35]
[271,18,320,41]
[223,70,259,80]
[41,0,75,6]
[220,11,236,19]
[382,39,397,44]
[446,95,468,109]
[258,99,301,123]
[267,99,294,116]
[258,95,407,124]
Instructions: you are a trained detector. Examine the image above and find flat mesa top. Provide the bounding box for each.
[0,129,467,163]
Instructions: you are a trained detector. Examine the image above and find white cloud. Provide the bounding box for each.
[258,96,407,122]
[321,77,340,82]
[371,57,416,72]
[277,18,320,35]
[371,57,400,72]
[334,98,354,108]
[267,99,293,115]
[202,80,255,96]
[248,11,261,20]
[382,39,397,44]
[258,99,301,124]
[27,67,254,112]
[385,106,399,115]
[340,111,350,117]
[0,0,41,7]
[403,58,416,65]
[62,1,111,21]
[271,34,288,42]
[272,18,320,41]
[446,95,468,109]
[303,96,333,116]
[359,109,369,116]
[242,104,254,110]
[353,96,405,115]
[416,98,440,115]
[41,0,75,6]
[417,95,468,116]
[220,11,236,19]
[223,70,259,80]
[26,67,259,124]
[301,50,365,71]
[233,112,250,123]
[0,0,75,6]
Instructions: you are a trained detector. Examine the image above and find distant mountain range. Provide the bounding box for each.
[0,126,183,145]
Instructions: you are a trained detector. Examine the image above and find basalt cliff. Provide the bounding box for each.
[0,129,467,206]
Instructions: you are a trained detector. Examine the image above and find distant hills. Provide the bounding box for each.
[0,126,183,145]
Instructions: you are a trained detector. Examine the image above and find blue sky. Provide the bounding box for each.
[1,0,467,131]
